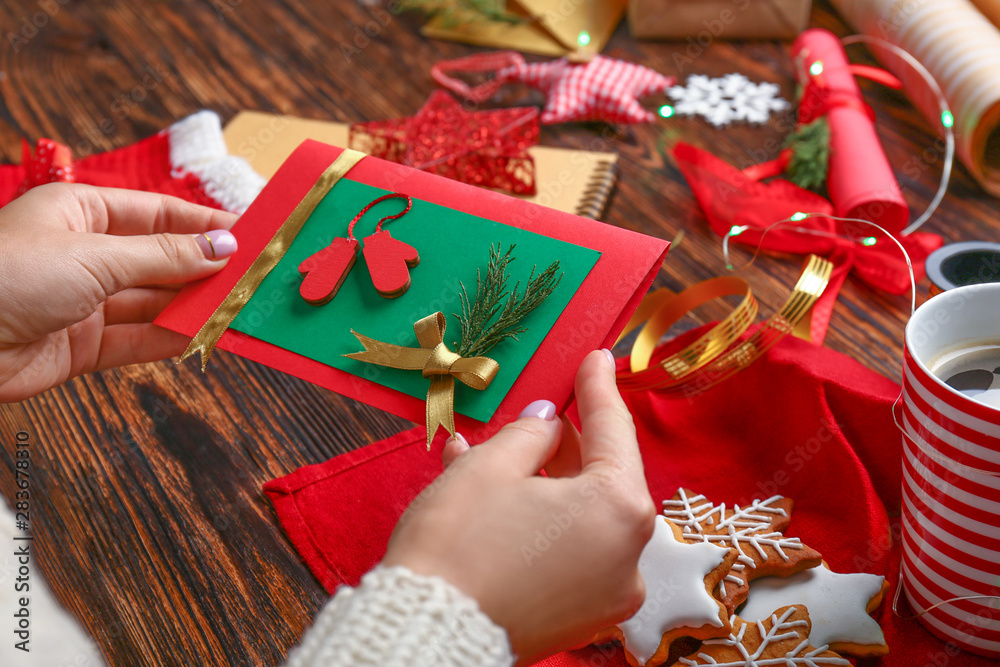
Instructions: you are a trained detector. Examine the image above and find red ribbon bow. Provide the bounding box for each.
[673,142,943,343]
[17,138,76,195]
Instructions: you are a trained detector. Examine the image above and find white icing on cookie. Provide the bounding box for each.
[679,607,850,666]
[664,490,805,597]
[618,516,730,665]
[738,566,887,648]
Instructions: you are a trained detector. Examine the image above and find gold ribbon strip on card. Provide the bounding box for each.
[180,149,367,369]
[616,255,833,396]
[345,312,499,449]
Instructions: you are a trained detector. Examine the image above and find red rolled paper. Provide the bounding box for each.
[792,29,910,234]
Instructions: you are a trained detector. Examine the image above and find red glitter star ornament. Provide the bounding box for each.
[432,51,675,124]
[349,90,539,195]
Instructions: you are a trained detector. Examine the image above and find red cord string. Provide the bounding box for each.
[430,51,525,103]
[347,193,413,241]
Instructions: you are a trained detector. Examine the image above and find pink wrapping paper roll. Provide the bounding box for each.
[792,29,911,233]
[833,0,1000,197]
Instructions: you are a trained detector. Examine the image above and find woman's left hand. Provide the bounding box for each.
[0,183,238,402]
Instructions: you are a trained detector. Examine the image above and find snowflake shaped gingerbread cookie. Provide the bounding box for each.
[672,605,850,667]
[738,565,889,657]
[662,489,822,613]
[667,73,790,127]
[595,515,737,667]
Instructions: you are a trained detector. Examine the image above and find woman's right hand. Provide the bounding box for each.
[382,349,656,665]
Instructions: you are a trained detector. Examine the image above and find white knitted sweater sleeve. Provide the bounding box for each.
[283,565,515,667]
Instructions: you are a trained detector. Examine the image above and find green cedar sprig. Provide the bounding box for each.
[784,117,831,191]
[397,0,525,27]
[455,244,562,358]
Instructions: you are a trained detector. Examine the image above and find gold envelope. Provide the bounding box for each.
[420,0,627,56]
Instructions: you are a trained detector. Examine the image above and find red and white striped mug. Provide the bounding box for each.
[900,282,1000,657]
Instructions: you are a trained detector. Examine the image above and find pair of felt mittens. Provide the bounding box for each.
[298,193,420,304]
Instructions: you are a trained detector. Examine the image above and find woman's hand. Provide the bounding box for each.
[383,349,655,665]
[0,183,238,402]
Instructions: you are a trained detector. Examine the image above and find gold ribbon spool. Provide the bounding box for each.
[345,312,500,449]
[617,255,833,395]
[180,149,367,369]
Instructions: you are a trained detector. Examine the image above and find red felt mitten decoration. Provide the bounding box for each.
[363,230,420,298]
[299,237,360,305]
[298,193,416,305]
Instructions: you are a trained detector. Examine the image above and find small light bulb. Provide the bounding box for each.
[791,212,808,221]
[577,31,591,47]
[809,61,824,76]
[862,236,877,246]
[659,105,674,118]
[729,225,744,237]
[941,110,954,128]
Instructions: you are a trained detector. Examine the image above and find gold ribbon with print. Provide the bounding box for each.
[345,312,499,449]
[616,255,833,395]
[180,149,368,369]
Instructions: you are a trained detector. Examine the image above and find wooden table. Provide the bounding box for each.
[0,1,996,665]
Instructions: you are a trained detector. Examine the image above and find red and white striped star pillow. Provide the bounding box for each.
[432,51,674,125]
[500,55,674,124]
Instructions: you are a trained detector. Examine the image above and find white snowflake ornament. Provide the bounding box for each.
[667,73,790,127]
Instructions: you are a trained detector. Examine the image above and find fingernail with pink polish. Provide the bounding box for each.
[602,348,616,368]
[519,399,557,421]
[446,432,469,449]
[195,230,238,260]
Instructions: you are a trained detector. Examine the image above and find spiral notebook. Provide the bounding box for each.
[223,111,619,219]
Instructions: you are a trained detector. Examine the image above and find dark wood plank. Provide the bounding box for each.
[0,0,997,664]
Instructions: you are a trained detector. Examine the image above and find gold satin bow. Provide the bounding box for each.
[345,312,499,449]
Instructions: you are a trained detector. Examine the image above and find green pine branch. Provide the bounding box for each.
[456,244,562,358]
[784,117,830,191]
[397,0,525,26]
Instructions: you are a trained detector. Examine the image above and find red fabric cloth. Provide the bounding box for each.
[0,133,223,209]
[264,336,996,666]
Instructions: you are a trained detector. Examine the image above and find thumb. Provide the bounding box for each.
[478,400,562,476]
[101,229,238,290]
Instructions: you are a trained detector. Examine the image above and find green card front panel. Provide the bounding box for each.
[230,179,601,422]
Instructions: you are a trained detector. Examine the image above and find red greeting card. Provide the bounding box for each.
[156,141,668,441]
